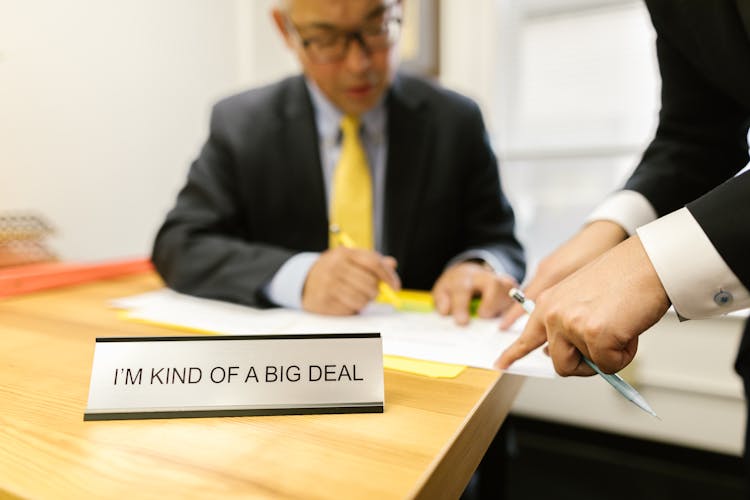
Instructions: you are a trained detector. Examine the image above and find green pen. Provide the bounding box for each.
[508,288,659,418]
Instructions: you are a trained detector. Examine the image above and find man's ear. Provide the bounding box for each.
[271,9,294,49]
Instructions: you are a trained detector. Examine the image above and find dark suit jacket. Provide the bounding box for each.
[152,74,525,307]
[628,0,750,287]
[634,2,750,461]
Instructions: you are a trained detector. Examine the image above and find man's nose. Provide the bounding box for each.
[343,34,372,72]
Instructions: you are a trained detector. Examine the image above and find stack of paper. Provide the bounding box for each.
[112,289,555,379]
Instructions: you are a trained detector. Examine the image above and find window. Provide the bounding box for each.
[494,0,660,268]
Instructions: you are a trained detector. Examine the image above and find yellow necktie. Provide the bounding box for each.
[330,115,374,249]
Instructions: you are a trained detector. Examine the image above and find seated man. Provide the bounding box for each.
[152,0,524,324]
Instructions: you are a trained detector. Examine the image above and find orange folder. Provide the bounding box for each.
[0,258,153,298]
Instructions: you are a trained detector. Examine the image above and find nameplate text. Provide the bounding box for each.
[84,333,383,420]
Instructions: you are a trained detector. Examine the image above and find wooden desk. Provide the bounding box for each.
[0,273,523,499]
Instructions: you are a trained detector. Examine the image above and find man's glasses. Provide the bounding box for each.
[285,15,402,64]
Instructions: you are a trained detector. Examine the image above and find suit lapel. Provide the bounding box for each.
[383,76,431,263]
[282,77,329,250]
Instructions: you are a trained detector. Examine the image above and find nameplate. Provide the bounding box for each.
[84,333,384,421]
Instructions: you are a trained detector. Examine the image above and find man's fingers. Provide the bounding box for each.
[477,274,517,318]
[499,303,526,330]
[547,330,596,377]
[380,256,402,290]
[495,337,540,370]
[450,287,472,325]
[433,288,450,315]
[332,281,374,313]
[349,250,401,290]
[494,314,547,369]
[587,336,639,375]
[474,274,506,318]
[337,261,380,299]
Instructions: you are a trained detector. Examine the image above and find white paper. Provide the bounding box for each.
[112,289,555,378]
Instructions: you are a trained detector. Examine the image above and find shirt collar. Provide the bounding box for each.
[305,78,386,146]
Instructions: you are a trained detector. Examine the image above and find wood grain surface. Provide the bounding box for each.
[0,273,523,499]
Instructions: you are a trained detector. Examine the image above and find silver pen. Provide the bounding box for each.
[508,288,659,418]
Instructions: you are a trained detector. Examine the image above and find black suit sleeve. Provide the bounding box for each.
[626,5,750,287]
[151,103,294,306]
[688,171,750,287]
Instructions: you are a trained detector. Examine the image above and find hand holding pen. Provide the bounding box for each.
[330,225,403,308]
[301,226,401,315]
[501,287,658,417]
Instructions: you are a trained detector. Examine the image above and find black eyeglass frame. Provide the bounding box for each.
[284,5,402,63]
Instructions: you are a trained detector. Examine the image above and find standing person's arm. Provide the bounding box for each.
[497,3,750,371]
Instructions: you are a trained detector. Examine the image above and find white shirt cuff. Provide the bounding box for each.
[262,252,319,309]
[636,207,750,319]
[586,190,658,236]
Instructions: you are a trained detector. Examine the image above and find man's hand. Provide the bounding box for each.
[302,247,401,315]
[500,220,628,330]
[432,261,518,326]
[495,236,670,376]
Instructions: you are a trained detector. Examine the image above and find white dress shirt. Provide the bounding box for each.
[587,189,750,318]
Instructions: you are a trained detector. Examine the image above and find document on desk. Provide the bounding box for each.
[112,289,554,378]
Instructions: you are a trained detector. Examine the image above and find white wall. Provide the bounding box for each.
[439,0,502,132]
[0,0,483,263]
[0,0,294,262]
[235,0,297,88]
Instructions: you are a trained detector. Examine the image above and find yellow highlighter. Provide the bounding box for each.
[385,289,481,316]
[329,225,403,308]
